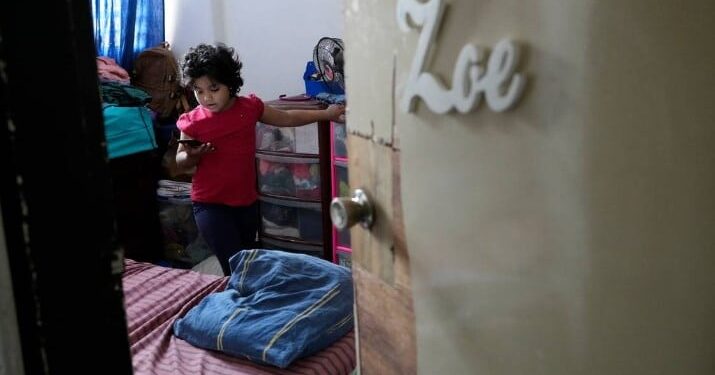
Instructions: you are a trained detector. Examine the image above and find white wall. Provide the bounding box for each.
[165,0,343,100]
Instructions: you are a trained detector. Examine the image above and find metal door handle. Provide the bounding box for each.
[330,188,374,230]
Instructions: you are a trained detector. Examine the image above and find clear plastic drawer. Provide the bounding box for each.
[332,121,347,158]
[256,122,319,154]
[259,196,323,243]
[257,153,321,200]
[336,250,352,269]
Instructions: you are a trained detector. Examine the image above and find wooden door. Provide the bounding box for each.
[345,1,714,374]
[345,136,416,374]
[342,3,418,374]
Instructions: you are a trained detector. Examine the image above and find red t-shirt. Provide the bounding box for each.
[176,95,264,206]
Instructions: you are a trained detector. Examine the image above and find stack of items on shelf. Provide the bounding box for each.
[156,180,211,267]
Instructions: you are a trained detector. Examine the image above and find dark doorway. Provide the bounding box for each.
[1,1,132,373]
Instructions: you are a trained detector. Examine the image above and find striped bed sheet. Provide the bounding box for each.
[123,259,356,375]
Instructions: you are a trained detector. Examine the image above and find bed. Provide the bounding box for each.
[122,257,356,375]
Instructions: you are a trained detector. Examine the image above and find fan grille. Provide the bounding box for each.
[312,37,345,91]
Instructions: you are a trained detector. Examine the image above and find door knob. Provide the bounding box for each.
[330,188,374,230]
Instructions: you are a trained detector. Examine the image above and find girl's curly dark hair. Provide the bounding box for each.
[181,43,243,96]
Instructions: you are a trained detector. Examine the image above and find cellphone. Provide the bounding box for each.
[177,139,204,147]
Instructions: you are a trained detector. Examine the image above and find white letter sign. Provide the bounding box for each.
[397,0,527,114]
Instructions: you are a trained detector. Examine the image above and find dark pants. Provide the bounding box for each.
[192,201,260,276]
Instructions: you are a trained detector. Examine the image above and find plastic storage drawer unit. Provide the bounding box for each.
[334,161,351,247]
[332,121,348,159]
[256,153,321,200]
[261,236,323,258]
[256,122,319,155]
[259,196,323,243]
[336,250,352,269]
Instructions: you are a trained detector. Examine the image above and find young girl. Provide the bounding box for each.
[175,43,345,275]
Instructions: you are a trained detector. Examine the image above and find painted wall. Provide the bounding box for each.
[165,0,343,100]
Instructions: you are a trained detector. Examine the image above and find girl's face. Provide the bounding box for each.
[191,75,234,113]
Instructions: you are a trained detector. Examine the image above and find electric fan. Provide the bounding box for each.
[312,37,345,93]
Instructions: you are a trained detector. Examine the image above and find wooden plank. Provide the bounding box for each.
[354,266,416,375]
[391,150,411,291]
[348,136,395,283]
[348,135,416,373]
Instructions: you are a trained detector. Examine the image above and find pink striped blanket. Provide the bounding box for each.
[123,259,356,375]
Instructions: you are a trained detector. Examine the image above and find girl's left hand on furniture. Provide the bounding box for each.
[326,104,346,123]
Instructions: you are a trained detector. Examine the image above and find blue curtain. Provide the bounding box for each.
[92,0,165,72]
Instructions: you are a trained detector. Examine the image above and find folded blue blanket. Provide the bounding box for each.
[173,249,354,368]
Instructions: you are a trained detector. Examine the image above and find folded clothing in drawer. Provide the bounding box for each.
[257,153,321,200]
[260,196,323,243]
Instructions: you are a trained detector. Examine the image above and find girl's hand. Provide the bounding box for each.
[174,132,214,172]
[326,104,346,123]
[181,142,215,158]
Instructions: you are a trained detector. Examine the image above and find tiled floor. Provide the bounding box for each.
[190,255,223,276]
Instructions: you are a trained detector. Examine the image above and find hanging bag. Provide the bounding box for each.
[132,42,189,119]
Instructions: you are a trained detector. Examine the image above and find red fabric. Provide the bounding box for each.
[177,95,264,206]
[123,259,356,375]
[96,56,131,84]
[292,164,310,179]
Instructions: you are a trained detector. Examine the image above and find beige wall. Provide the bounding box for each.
[346,0,714,373]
